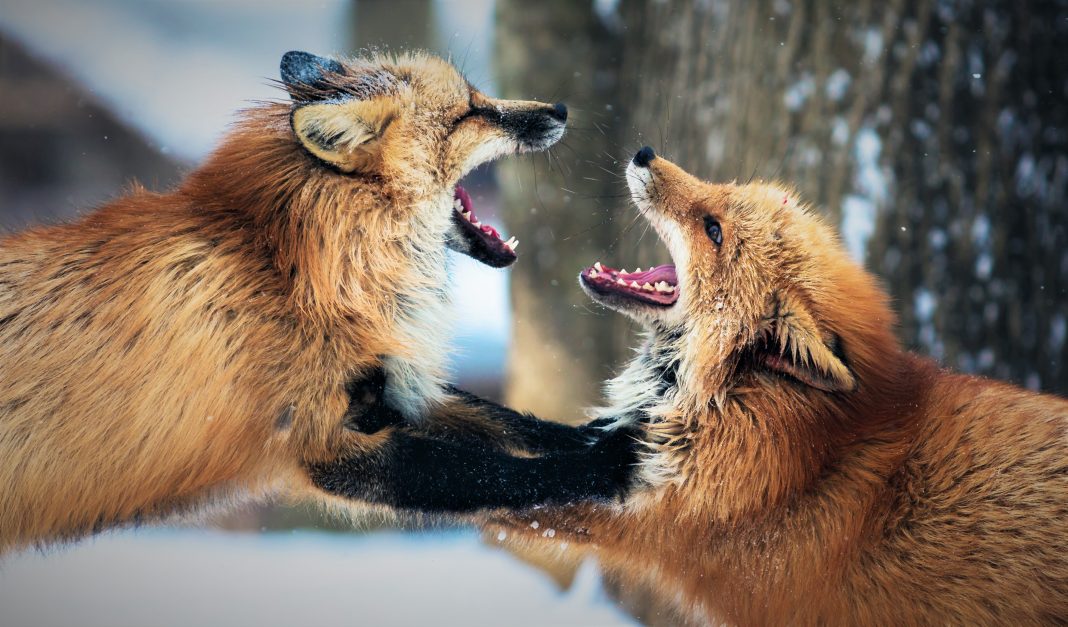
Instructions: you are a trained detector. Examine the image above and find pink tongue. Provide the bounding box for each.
[454,185,473,213]
[620,264,677,284]
[455,184,503,241]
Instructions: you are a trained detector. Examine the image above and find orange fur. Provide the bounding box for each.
[495,155,1068,624]
[0,52,561,554]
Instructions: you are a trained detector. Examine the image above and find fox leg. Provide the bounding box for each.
[344,367,607,455]
[307,425,636,513]
[311,367,638,512]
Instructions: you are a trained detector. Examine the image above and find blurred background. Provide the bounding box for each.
[0,1,1065,625]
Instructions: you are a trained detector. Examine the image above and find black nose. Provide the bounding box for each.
[550,102,568,122]
[633,146,656,167]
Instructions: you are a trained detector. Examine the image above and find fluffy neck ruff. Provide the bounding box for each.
[606,302,922,524]
[182,104,453,419]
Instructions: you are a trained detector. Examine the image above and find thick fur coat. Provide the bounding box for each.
[0,51,570,553]
[496,150,1068,625]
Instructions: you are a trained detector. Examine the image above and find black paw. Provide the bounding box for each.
[342,366,405,434]
[586,425,643,500]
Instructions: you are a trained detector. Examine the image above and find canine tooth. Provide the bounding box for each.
[642,282,654,291]
[510,239,518,250]
[589,270,599,278]
[462,210,472,221]
[594,262,603,272]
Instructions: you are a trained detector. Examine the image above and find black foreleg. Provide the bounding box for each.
[308,427,636,513]
[342,367,610,455]
[441,385,612,454]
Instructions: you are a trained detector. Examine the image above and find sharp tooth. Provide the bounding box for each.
[462,211,472,221]
[594,262,603,272]
[642,282,654,291]
[510,239,518,250]
[635,267,643,273]
[616,278,626,285]
[630,281,640,289]
[656,281,670,292]
[589,270,599,278]
[472,220,481,227]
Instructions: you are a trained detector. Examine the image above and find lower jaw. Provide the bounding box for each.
[448,185,518,268]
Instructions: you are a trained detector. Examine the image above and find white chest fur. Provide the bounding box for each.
[381,195,455,421]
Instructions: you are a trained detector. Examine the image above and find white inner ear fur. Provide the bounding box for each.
[292,98,397,173]
[767,293,856,392]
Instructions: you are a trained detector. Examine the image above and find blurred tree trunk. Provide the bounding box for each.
[863,0,1068,393]
[495,0,632,422]
[349,0,438,52]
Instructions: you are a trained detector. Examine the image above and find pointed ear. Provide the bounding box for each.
[280,51,345,100]
[291,98,398,173]
[760,293,857,393]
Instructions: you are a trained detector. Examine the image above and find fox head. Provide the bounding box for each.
[278,50,566,270]
[581,147,899,409]
[190,51,566,313]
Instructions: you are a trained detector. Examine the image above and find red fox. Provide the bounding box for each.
[492,147,1068,624]
[0,50,637,554]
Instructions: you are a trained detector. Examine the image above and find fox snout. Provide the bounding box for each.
[626,146,707,217]
[489,100,568,151]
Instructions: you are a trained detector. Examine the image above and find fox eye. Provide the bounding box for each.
[704,217,723,246]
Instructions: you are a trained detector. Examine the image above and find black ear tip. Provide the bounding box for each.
[280,50,344,85]
[280,50,311,79]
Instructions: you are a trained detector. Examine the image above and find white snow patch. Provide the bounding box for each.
[0,529,636,627]
[971,214,991,246]
[914,288,936,323]
[594,0,623,30]
[784,74,815,111]
[861,28,884,64]
[840,126,890,262]
[975,253,993,280]
[831,117,850,146]
[825,69,851,101]
[841,196,877,263]
[1051,314,1066,352]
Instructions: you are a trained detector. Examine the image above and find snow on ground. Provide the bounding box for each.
[0,528,634,627]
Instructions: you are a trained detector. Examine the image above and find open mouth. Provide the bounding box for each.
[449,185,518,268]
[579,262,679,308]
